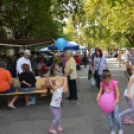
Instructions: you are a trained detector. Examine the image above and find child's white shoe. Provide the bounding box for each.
[49,128,57,134]
[110,131,116,134]
[119,130,123,134]
[57,127,64,132]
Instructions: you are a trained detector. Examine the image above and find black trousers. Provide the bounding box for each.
[95,75,101,89]
[68,78,77,99]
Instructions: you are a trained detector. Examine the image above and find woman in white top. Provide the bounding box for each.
[93,48,108,89]
[47,74,67,134]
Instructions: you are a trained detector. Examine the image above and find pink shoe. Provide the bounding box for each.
[119,130,123,134]
[124,119,134,124]
[110,131,116,134]
[57,127,64,132]
[49,128,57,134]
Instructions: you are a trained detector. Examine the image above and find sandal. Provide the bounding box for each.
[7,106,17,110]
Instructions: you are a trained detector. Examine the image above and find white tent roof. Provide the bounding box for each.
[40,47,49,51]
[80,46,86,50]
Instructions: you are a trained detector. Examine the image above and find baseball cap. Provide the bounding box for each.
[24,50,31,56]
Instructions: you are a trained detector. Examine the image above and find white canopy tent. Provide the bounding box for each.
[40,47,49,51]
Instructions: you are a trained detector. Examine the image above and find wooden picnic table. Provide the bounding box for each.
[0,77,68,109]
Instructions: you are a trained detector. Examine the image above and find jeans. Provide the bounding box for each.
[107,103,122,131]
[95,76,101,89]
[17,84,35,92]
[17,84,35,96]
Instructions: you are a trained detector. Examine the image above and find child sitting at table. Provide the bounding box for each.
[17,64,37,106]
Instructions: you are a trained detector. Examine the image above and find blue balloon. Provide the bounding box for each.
[56,38,66,50]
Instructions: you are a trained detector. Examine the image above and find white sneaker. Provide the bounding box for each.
[57,127,64,132]
[119,130,123,134]
[49,128,57,134]
[110,131,116,134]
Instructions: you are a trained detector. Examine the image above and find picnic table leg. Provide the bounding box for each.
[0,96,1,110]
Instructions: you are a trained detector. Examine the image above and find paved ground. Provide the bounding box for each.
[0,58,133,134]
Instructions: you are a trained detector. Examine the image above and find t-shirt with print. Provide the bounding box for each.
[94,56,107,75]
[50,87,63,108]
[0,68,12,92]
[100,80,119,101]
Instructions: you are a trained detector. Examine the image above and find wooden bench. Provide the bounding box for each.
[0,77,68,109]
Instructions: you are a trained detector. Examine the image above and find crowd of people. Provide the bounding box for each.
[88,47,134,134]
[3,47,134,134]
[0,50,90,77]
[0,50,81,106]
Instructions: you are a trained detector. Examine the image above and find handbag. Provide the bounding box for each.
[90,77,96,87]
[94,58,102,78]
[88,70,92,80]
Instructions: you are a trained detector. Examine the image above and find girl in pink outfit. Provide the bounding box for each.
[97,70,123,134]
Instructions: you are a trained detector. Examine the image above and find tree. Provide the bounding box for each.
[0,0,2,12]
[63,19,76,41]
[82,0,134,47]
[0,27,7,39]
[1,0,71,39]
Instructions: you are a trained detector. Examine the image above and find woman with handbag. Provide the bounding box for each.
[93,48,108,89]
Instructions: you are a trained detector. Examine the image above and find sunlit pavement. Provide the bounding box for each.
[0,58,132,134]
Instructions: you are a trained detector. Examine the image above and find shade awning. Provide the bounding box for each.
[48,42,79,50]
[0,39,54,47]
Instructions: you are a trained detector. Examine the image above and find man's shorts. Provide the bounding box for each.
[0,87,16,94]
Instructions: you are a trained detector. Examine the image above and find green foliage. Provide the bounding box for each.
[73,0,134,50]
[81,0,134,47]
[1,0,76,40]
[63,19,76,41]
[0,0,85,42]
[0,27,7,39]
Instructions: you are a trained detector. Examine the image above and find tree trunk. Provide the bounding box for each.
[107,46,110,58]
[0,0,2,13]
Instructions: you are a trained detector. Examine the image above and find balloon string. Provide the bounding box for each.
[58,50,60,55]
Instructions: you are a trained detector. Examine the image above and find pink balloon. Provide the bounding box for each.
[99,93,114,113]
